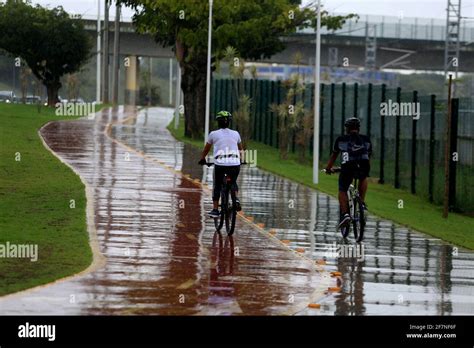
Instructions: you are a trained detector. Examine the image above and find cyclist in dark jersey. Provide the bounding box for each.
[325,118,372,229]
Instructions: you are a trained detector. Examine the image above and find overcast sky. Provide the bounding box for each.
[28,0,474,21]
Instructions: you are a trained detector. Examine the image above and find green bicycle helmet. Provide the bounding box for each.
[215,110,232,120]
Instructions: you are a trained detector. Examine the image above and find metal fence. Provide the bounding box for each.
[211,78,474,214]
[299,13,474,43]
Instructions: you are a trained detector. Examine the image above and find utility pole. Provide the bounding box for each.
[443,74,453,218]
[444,0,461,96]
[111,1,121,105]
[365,23,377,72]
[102,0,110,103]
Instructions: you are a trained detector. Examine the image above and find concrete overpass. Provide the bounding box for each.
[83,13,474,73]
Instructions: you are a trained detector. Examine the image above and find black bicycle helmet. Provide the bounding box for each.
[344,117,361,130]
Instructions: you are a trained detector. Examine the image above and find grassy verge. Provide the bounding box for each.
[168,117,474,250]
[0,103,106,296]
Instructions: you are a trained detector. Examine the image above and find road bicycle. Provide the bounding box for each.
[323,166,366,243]
[203,162,244,236]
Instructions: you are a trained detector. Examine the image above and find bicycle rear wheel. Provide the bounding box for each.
[214,191,226,232]
[352,196,365,242]
[225,191,237,236]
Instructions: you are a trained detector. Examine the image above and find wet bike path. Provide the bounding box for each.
[0,107,331,315]
[111,107,474,316]
[1,107,473,315]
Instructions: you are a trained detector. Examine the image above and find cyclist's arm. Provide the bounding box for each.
[200,143,212,162]
[238,143,244,163]
[326,152,339,170]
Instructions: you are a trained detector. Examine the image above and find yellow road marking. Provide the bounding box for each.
[185,233,197,240]
[176,279,195,290]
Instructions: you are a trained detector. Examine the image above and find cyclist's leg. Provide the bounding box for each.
[227,165,240,197]
[338,167,352,215]
[358,177,368,202]
[357,160,370,207]
[226,165,241,210]
[212,165,225,210]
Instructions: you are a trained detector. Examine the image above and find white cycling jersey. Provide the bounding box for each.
[207,128,241,166]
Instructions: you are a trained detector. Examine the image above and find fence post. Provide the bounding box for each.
[330,83,335,148]
[265,80,271,145]
[250,79,256,140]
[394,87,401,189]
[354,82,359,118]
[258,80,263,142]
[367,83,372,137]
[215,79,221,115]
[379,84,386,184]
[319,83,324,160]
[210,78,215,118]
[230,79,234,113]
[262,80,267,144]
[411,90,418,194]
[291,80,297,153]
[275,80,282,148]
[428,94,436,202]
[341,82,346,133]
[269,80,275,147]
[449,98,459,211]
[224,79,228,111]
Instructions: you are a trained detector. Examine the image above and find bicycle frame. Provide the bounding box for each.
[323,166,365,242]
[203,161,240,235]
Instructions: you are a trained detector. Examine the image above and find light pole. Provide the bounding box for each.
[111,1,121,105]
[312,0,322,184]
[204,0,213,144]
[96,0,102,103]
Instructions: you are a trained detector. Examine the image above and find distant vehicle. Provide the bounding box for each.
[69,98,85,104]
[0,91,16,103]
[25,95,42,105]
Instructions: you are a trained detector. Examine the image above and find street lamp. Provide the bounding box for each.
[312,0,322,184]
[204,0,213,144]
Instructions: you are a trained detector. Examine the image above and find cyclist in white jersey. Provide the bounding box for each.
[199,111,244,218]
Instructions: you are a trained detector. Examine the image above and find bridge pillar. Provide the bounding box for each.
[125,55,139,106]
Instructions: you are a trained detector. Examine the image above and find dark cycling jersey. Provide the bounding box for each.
[332,133,372,165]
[332,133,372,192]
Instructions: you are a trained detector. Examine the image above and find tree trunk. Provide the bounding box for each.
[46,80,61,107]
[181,62,207,140]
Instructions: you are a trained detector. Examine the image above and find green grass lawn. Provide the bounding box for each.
[168,117,474,250]
[0,103,104,296]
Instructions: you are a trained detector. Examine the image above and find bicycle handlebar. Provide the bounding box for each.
[202,161,248,167]
[321,166,341,174]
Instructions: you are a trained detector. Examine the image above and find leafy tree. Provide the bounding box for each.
[119,0,354,139]
[0,0,92,106]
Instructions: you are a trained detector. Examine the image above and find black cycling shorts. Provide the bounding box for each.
[213,165,240,200]
[339,160,370,192]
